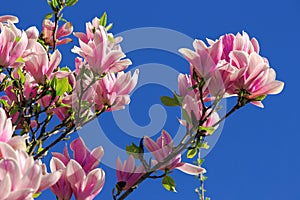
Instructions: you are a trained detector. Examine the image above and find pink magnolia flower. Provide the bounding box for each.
[179,39,222,79]
[144,130,206,175]
[0,142,62,200]
[50,137,105,200]
[0,107,26,150]
[228,51,284,107]
[0,21,28,67]
[24,43,62,83]
[66,160,105,200]
[93,69,139,111]
[42,19,73,46]
[116,155,145,191]
[72,25,132,75]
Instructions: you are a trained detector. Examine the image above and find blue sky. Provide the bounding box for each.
[0,0,299,199]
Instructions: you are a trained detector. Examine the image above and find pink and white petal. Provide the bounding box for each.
[144,136,160,152]
[7,188,35,200]
[66,159,85,189]
[176,162,206,175]
[38,170,62,191]
[7,136,26,151]
[0,174,11,199]
[250,101,264,108]
[83,146,104,172]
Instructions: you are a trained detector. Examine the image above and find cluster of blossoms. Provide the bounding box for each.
[179,32,284,108]
[0,13,137,200]
[0,107,62,200]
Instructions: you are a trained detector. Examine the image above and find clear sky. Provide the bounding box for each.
[0,0,298,199]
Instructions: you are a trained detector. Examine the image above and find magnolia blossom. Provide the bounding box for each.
[179,39,222,79]
[116,155,145,191]
[93,69,139,111]
[0,142,62,200]
[228,51,284,107]
[50,137,105,200]
[72,25,132,75]
[24,43,62,84]
[179,31,284,106]
[0,19,28,67]
[144,130,206,175]
[0,107,26,150]
[42,19,73,46]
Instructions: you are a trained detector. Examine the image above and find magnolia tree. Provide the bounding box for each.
[0,1,284,200]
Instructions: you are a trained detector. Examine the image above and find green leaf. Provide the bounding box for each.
[66,0,78,7]
[55,77,70,97]
[17,67,25,84]
[187,148,197,158]
[52,0,59,9]
[160,96,179,107]
[126,143,141,159]
[162,176,177,192]
[199,126,215,136]
[45,13,53,19]
[99,12,107,26]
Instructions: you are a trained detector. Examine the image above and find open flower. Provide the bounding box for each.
[50,137,105,200]
[0,21,28,67]
[93,69,139,111]
[144,130,206,175]
[0,142,62,200]
[116,155,145,191]
[179,39,222,79]
[66,160,105,200]
[24,42,62,84]
[228,51,284,107]
[72,25,132,75]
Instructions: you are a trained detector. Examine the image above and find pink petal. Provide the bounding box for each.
[176,162,206,175]
[66,160,85,189]
[70,137,87,165]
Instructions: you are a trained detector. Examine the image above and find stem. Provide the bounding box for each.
[52,11,60,52]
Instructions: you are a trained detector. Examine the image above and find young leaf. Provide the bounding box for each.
[99,12,107,26]
[55,77,70,97]
[187,148,197,158]
[162,176,177,192]
[160,96,179,107]
[45,13,53,19]
[126,142,141,159]
[66,0,78,7]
